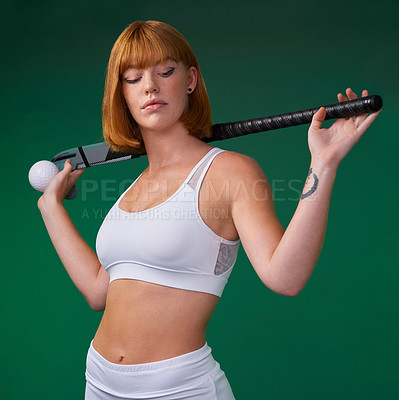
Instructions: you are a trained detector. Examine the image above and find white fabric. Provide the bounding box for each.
[96,147,240,297]
[85,340,235,399]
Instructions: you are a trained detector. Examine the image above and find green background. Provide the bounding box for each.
[2,0,398,398]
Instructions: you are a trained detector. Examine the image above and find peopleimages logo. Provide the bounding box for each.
[79,179,134,201]
[77,177,309,203]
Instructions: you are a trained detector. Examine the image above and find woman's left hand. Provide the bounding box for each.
[308,88,382,171]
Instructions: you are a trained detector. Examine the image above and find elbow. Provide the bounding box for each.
[284,282,307,297]
[281,289,301,297]
[266,284,301,297]
[87,275,108,312]
[270,286,300,297]
[266,281,304,297]
[282,282,306,297]
[90,301,106,312]
[86,294,106,312]
[261,262,309,298]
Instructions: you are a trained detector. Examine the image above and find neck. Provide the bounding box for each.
[140,123,211,172]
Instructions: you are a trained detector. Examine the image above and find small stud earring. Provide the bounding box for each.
[188,88,192,92]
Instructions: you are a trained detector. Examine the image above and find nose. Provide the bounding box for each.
[144,74,159,94]
[146,87,158,94]
[145,85,158,94]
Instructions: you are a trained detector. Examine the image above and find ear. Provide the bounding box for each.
[187,66,198,92]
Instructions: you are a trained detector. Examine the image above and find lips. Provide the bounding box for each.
[142,99,167,109]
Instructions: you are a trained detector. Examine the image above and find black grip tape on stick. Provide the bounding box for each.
[205,95,383,141]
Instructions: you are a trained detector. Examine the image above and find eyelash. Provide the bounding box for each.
[124,68,175,84]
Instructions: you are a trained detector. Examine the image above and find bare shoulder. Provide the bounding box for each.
[212,150,268,185]
[208,149,274,210]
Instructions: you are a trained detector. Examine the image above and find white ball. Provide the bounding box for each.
[28,160,60,192]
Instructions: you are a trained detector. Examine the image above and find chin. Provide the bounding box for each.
[140,116,185,133]
[140,122,178,133]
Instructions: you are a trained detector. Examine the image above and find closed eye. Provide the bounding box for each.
[124,67,175,84]
[124,78,140,84]
[161,67,175,77]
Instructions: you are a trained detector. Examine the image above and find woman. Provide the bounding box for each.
[37,20,381,399]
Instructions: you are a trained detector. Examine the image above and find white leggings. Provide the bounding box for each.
[85,340,236,399]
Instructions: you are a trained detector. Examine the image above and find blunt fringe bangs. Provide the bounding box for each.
[102,20,212,153]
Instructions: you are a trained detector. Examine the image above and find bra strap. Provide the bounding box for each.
[187,148,226,191]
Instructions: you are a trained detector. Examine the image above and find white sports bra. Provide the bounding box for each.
[96,147,241,297]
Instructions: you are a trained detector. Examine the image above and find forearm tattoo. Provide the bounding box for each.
[300,168,319,199]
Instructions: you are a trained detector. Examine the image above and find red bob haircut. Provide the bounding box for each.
[102,20,213,153]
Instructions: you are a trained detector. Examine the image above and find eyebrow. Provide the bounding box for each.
[125,58,178,72]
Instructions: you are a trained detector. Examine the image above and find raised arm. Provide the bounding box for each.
[231,88,381,297]
[37,160,109,311]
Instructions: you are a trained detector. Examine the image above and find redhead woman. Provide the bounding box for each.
[37,20,381,399]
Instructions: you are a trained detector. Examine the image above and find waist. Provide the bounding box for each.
[93,279,219,364]
[88,339,214,372]
[85,339,218,397]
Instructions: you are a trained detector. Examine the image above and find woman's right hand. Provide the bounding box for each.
[38,159,84,211]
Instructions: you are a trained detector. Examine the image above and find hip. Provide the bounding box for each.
[85,339,235,399]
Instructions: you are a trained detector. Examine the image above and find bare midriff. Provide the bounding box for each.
[92,279,220,365]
